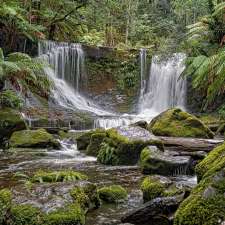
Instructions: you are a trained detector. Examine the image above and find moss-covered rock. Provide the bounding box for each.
[97,127,163,166]
[70,183,100,210]
[0,108,26,142]
[174,141,225,225]
[9,129,60,149]
[86,132,107,156]
[148,108,214,138]
[140,175,184,203]
[139,146,191,175]
[98,185,128,203]
[30,170,87,183]
[44,203,85,225]
[76,129,105,151]
[141,176,167,202]
[195,142,225,181]
[0,189,12,224]
[11,204,43,225]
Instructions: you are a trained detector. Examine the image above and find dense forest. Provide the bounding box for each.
[1,1,225,225]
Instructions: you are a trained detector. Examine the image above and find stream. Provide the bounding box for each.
[0,138,197,225]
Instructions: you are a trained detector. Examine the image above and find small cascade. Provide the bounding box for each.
[139,53,186,115]
[138,48,147,111]
[94,116,137,129]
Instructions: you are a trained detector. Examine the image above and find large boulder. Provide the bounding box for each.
[121,195,184,225]
[140,146,191,175]
[76,129,106,151]
[97,126,163,165]
[9,129,60,149]
[174,142,225,225]
[0,108,26,141]
[148,108,214,138]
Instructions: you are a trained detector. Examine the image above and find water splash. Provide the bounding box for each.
[38,40,112,116]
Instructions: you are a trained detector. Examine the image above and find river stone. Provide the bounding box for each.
[174,142,225,225]
[148,108,214,138]
[116,126,160,142]
[9,129,60,149]
[121,195,184,225]
[12,181,99,213]
[140,146,191,175]
[0,108,26,142]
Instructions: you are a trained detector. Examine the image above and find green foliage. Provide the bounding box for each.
[0,90,23,109]
[97,142,119,166]
[0,189,12,224]
[0,48,52,100]
[181,1,225,110]
[30,170,87,183]
[97,185,127,203]
[11,205,43,225]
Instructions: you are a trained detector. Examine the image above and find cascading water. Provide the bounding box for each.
[38,40,187,129]
[138,48,147,111]
[38,40,111,116]
[139,53,186,116]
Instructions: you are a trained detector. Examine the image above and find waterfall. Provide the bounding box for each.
[38,40,111,116]
[139,53,186,115]
[138,49,147,111]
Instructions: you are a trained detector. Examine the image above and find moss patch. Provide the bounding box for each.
[0,108,26,142]
[96,128,163,166]
[141,177,166,202]
[86,132,107,156]
[148,108,214,138]
[76,129,105,151]
[30,170,87,183]
[9,129,60,148]
[44,203,85,225]
[174,141,225,225]
[98,185,128,203]
[11,204,43,225]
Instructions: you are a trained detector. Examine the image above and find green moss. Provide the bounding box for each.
[174,141,225,225]
[11,204,43,225]
[148,108,214,138]
[86,132,106,156]
[195,142,225,181]
[0,189,12,224]
[9,129,60,148]
[141,177,165,202]
[44,203,85,225]
[70,187,90,210]
[98,185,128,203]
[0,90,23,109]
[96,128,163,166]
[30,170,87,183]
[76,129,105,151]
[0,108,26,141]
[70,184,100,211]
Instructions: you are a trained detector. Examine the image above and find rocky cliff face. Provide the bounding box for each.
[82,45,146,113]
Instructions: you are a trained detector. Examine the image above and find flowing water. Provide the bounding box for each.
[139,53,186,115]
[37,41,187,129]
[38,40,112,116]
[0,139,197,225]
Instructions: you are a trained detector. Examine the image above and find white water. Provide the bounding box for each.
[139,53,186,116]
[38,40,187,129]
[38,40,112,116]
